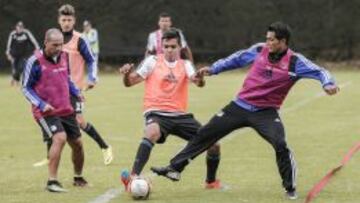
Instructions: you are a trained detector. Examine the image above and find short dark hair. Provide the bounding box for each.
[16,21,24,28]
[268,22,291,44]
[83,20,91,26]
[58,4,75,16]
[161,28,181,46]
[159,12,171,19]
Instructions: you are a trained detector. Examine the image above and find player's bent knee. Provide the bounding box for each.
[52,132,67,146]
[144,132,160,143]
[144,123,161,143]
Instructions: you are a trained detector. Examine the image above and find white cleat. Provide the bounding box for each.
[285,190,298,200]
[33,158,49,167]
[46,180,68,193]
[102,146,113,165]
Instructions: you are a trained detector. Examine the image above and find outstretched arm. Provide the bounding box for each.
[120,56,157,87]
[184,60,205,87]
[118,63,144,87]
[209,43,264,75]
[294,54,339,96]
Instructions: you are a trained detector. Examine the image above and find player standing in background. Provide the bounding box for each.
[22,28,87,192]
[151,22,340,200]
[119,29,222,190]
[6,21,39,86]
[82,20,99,76]
[146,12,193,62]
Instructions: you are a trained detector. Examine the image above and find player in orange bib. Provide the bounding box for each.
[59,4,113,165]
[119,29,222,190]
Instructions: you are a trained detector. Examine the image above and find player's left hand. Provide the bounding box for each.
[196,66,212,77]
[324,84,339,95]
[119,63,134,74]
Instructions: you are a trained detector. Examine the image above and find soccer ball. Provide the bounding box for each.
[129,177,151,200]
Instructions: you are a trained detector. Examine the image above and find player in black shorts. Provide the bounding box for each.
[119,29,222,191]
[22,28,88,192]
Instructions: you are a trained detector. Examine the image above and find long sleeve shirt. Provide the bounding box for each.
[209,43,336,111]
[22,52,80,112]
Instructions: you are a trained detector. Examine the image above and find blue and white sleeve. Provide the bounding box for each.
[22,56,47,111]
[68,77,81,97]
[6,31,15,55]
[209,43,264,75]
[78,37,97,83]
[294,53,336,87]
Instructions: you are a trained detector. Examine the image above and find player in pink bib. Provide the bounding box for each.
[152,22,339,200]
[22,28,86,192]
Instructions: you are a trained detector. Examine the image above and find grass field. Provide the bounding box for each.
[0,70,359,203]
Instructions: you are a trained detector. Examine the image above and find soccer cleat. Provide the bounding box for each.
[102,146,113,165]
[285,189,298,200]
[73,176,88,187]
[205,179,222,189]
[150,166,180,181]
[33,158,49,167]
[46,180,68,193]
[120,169,131,192]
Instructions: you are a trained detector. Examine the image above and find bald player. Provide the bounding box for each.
[23,28,87,192]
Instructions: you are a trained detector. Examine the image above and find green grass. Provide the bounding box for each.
[0,70,359,203]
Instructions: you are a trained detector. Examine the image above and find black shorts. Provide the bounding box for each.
[70,94,84,114]
[145,112,201,144]
[37,114,81,143]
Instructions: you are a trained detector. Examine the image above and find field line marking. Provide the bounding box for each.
[87,188,123,203]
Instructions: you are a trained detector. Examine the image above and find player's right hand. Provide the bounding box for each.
[43,104,55,112]
[119,63,134,74]
[196,66,212,77]
[324,84,340,95]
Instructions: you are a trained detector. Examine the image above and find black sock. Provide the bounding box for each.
[82,123,108,149]
[206,153,220,183]
[132,138,154,175]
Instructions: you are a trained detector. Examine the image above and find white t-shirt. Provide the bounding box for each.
[136,55,195,79]
[146,29,188,52]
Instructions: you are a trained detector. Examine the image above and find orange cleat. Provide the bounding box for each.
[205,179,222,189]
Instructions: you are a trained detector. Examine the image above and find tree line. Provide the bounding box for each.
[1,0,359,68]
